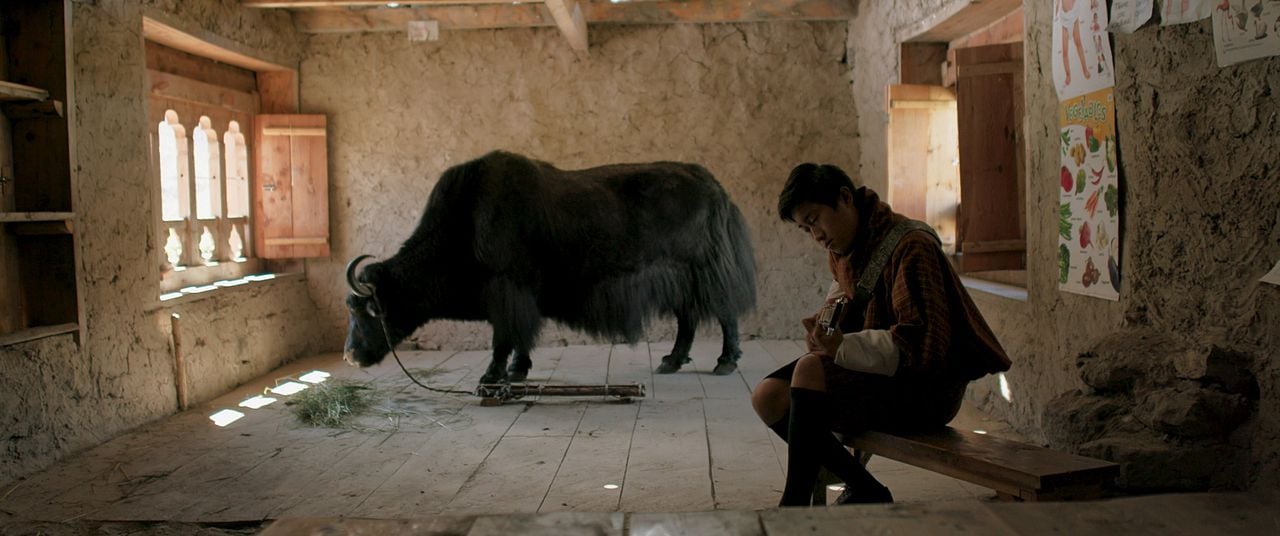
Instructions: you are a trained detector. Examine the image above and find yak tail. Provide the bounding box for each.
[716,199,758,316]
[692,169,757,321]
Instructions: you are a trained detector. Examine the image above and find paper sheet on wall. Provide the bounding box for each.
[1057,89,1121,301]
[1052,0,1117,100]
[1110,0,1155,33]
[1159,0,1216,25]
[1263,260,1280,286]
[1212,0,1280,66]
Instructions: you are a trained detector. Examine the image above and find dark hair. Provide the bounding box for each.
[777,163,856,222]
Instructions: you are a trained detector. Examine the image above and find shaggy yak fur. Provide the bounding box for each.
[344,151,757,384]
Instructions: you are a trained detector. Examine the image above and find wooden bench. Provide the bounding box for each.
[816,426,1120,503]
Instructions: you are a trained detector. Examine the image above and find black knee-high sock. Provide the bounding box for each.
[779,387,831,505]
[773,390,883,506]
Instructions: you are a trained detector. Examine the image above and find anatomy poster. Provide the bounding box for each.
[1212,0,1280,66]
[1160,0,1216,25]
[1110,0,1155,32]
[1058,89,1121,301]
[1263,260,1280,286]
[1053,0,1116,100]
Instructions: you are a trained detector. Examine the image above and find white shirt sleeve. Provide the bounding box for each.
[825,280,843,301]
[834,329,900,376]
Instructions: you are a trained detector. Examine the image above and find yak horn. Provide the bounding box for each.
[346,254,376,297]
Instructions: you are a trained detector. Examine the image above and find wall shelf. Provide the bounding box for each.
[0,212,75,223]
[0,80,49,102]
[0,1,81,338]
[0,322,77,347]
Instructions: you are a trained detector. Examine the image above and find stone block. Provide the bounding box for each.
[1076,329,1181,393]
[1078,435,1230,491]
[1134,383,1252,439]
[1041,390,1125,449]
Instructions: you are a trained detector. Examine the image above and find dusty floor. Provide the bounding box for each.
[1,340,1277,535]
[0,340,1009,524]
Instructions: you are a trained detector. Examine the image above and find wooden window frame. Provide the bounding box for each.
[141,16,313,297]
[894,3,1027,285]
[147,46,263,294]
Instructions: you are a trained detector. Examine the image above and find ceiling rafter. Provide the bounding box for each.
[243,0,538,7]
[543,0,588,58]
[245,1,856,57]
[281,0,857,33]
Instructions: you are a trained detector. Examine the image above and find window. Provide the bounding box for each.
[146,41,262,295]
[141,22,329,299]
[889,6,1027,288]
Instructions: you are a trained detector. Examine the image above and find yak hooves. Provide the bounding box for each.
[480,363,509,385]
[711,359,738,376]
[655,354,692,374]
[506,365,529,383]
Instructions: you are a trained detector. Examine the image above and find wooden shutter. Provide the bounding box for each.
[253,114,329,259]
[955,42,1024,272]
[887,84,960,253]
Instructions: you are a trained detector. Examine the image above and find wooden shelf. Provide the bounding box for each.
[0,212,75,223]
[2,99,64,119]
[0,322,78,347]
[0,80,49,102]
[0,214,75,236]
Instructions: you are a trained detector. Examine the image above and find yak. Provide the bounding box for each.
[343,150,756,384]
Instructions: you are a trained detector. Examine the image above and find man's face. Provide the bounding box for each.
[791,189,858,255]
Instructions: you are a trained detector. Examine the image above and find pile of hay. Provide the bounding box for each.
[289,380,376,427]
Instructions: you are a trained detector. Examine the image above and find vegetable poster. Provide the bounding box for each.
[1058,90,1121,300]
[1055,0,1121,300]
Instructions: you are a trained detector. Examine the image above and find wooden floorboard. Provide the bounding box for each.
[1,340,1016,524]
[605,342,653,396]
[703,397,784,510]
[617,398,713,512]
[539,402,640,512]
[648,341,705,401]
[757,339,804,367]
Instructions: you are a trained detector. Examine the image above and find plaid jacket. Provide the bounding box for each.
[829,187,1011,380]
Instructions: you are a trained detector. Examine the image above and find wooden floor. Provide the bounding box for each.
[3,340,1278,534]
[0,340,1006,524]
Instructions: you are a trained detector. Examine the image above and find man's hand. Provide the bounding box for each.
[802,315,841,358]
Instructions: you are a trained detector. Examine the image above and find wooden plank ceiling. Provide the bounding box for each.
[243,0,858,57]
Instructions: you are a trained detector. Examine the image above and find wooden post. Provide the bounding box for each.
[171,313,188,410]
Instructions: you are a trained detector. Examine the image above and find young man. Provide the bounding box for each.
[754,163,1011,507]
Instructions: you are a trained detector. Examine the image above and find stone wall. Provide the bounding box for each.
[0,0,321,485]
[851,0,1278,490]
[300,22,860,353]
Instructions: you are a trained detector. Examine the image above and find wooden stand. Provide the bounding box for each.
[476,383,646,406]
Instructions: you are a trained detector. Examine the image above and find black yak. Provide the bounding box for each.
[343,151,756,384]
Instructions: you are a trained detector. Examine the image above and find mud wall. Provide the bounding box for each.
[1096,9,1279,489]
[851,0,1279,489]
[0,0,321,485]
[301,22,859,352]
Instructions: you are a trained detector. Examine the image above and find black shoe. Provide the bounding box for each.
[835,484,893,505]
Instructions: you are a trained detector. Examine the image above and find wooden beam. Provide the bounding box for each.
[897,0,1021,43]
[544,0,588,58]
[297,4,551,32]
[244,0,530,6]
[587,0,856,25]
[294,0,857,33]
[142,12,293,72]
